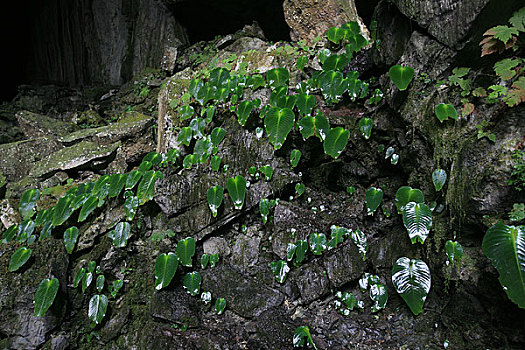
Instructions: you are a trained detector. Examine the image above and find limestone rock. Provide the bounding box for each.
[322,241,366,287]
[15,110,78,139]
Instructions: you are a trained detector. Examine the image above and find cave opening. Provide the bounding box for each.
[169,0,291,44]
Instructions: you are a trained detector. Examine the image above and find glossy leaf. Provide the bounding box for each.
[294,240,308,266]
[108,222,131,248]
[236,101,254,126]
[266,67,289,89]
[351,229,368,261]
[211,156,221,171]
[445,240,464,266]
[259,165,273,181]
[123,194,139,221]
[270,260,290,283]
[64,226,80,254]
[370,282,388,312]
[183,271,202,296]
[125,170,143,190]
[207,185,224,217]
[435,103,458,122]
[432,169,447,192]
[395,186,425,214]
[326,26,346,44]
[296,94,316,116]
[482,222,525,308]
[137,170,163,205]
[78,196,97,222]
[226,175,247,210]
[9,246,32,272]
[402,202,433,244]
[392,257,431,315]
[82,272,93,293]
[309,233,327,255]
[389,65,415,91]
[318,70,347,103]
[286,243,297,262]
[108,174,127,198]
[259,198,271,224]
[177,237,196,267]
[210,127,226,146]
[264,107,295,150]
[295,183,306,197]
[323,127,350,159]
[34,278,59,317]
[73,268,85,288]
[154,252,178,290]
[209,67,230,87]
[177,127,193,146]
[52,196,74,227]
[215,297,226,315]
[323,54,349,71]
[88,294,108,325]
[19,188,40,220]
[366,187,383,216]
[201,254,210,269]
[293,326,317,349]
[210,253,220,268]
[358,117,373,140]
[17,219,35,243]
[96,275,105,292]
[290,149,301,168]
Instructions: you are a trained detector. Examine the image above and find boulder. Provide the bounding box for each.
[16,110,78,139]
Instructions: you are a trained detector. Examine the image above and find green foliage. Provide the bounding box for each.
[64,226,80,254]
[309,232,327,255]
[236,100,254,126]
[79,197,98,222]
[211,156,222,172]
[259,198,275,224]
[226,175,247,210]
[296,94,316,116]
[494,58,522,80]
[510,203,525,222]
[290,149,301,168]
[264,107,295,150]
[137,170,163,205]
[177,237,196,267]
[96,275,105,292]
[318,70,347,104]
[448,67,471,95]
[9,246,32,272]
[365,187,383,216]
[52,196,74,227]
[323,127,350,159]
[389,65,415,91]
[183,271,202,296]
[351,229,368,261]
[491,25,519,44]
[445,240,464,266]
[322,54,349,71]
[482,222,525,308]
[402,202,433,244]
[369,280,388,313]
[88,294,108,326]
[395,186,425,214]
[508,149,525,191]
[358,118,373,140]
[210,253,220,268]
[293,326,317,349]
[210,127,226,146]
[34,278,59,317]
[215,297,226,314]
[154,252,178,290]
[207,185,224,217]
[392,257,431,315]
[297,112,330,141]
[435,103,458,123]
[108,222,131,248]
[294,240,308,266]
[109,280,123,298]
[270,260,290,283]
[432,169,447,192]
[259,165,273,181]
[19,189,40,220]
[295,183,306,197]
[266,67,290,89]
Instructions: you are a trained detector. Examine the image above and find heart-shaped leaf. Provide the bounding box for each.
[366,187,383,216]
[402,202,432,244]
[432,169,447,191]
[295,183,306,197]
[297,112,330,141]
[266,67,289,89]
[211,156,221,171]
[395,186,425,214]
[19,188,40,220]
[322,54,350,71]
[196,84,217,106]
[137,170,163,205]
[154,252,178,290]
[73,268,85,288]
[17,219,35,243]
[328,225,348,249]
[215,297,226,315]
[326,26,347,44]
[9,246,32,272]
[445,240,464,266]
[82,272,93,293]
[264,107,295,150]
[259,198,272,224]
[309,232,327,255]
[52,196,74,227]
[124,194,139,221]
[125,170,143,190]
[259,165,273,181]
[389,65,415,91]
[359,118,373,140]
[183,271,202,296]
[270,260,290,283]
[293,326,318,349]
[392,257,431,315]
[201,254,210,269]
[226,175,247,210]
[319,70,347,103]
[34,277,59,317]
[296,94,316,116]
[435,103,458,122]
[290,149,302,168]
[64,226,80,254]
[108,222,131,248]
[189,78,204,99]
[78,196,97,222]
[177,127,193,146]
[294,240,308,266]
[207,185,224,217]
[210,127,226,146]
[178,105,195,121]
[297,55,308,70]
[209,67,230,87]
[236,100,254,126]
[370,282,388,312]
[482,222,525,308]
[96,275,105,292]
[108,174,127,198]
[177,237,196,267]
[88,294,108,325]
[324,127,350,159]
[269,86,288,108]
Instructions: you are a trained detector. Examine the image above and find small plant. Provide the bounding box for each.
[389,65,415,91]
[432,169,447,192]
[270,260,290,283]
[365,187,383,215]
[435,103,458,123]
[508,149,525,191]
[510,203,525,222]
[475,120,496,142]
[392,257,431,315]
[293,326,317,349]
[215,297,226,315]
[154,252,178,290]
[34,278,59,317]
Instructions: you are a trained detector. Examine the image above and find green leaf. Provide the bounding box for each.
[270,260,290,283]
[88,294,108,325]
[82,272,93,293]
[491,25,519,44]
[297,112,330,141]
[389,65,415,91]
[286,243,297,262]
[322,54,350,71]
[309,232,327,255]
[17,219,35,243]
[293,326,318,349]
[366,187,383,216]
[110,280,123,298]
[209,67,230,88]
[142,151,163,166]
[34,278,59,317]
[78,196,98,222]
[295,183,306,197]
[96,275,105,292]
[259,198,271,224]
[509,7,525,32]
[445,240,464,266]
[178,105,195,122]
[125,170,143,190]
[108,174,127,198]
[201,254,210,269]
[494,58,521,81]
[19,188,40,220]
[259,165,273,181]
[207,185,224,217]
[264,107,295,150]
[177,237,196,267]
[482,222,525,308]
[370,282,388,312]
[52,195,74,226]
[9,246,32,272]
[154,252,178,290]
[183,271,202,296]
[392,257,431,315]
[435,103,458,123]
[351,229,368,261]
[137,170,163,205]
[358,117,373,140]
[210,127,226,146]
[395,186,425,214]
[290,149,302,168]
[266,67,290,89]
[402,202,433,244]
[432,169,447,192]
[211,156,221,171]
[323,127,350,159]
[226,175,247,210]
[236,101,254,126]
[73,268,85,288]
[63,226,80,254]
[123,195,139,221]
[318,70,347,103]
[210,253,220,267]
[326,26,346,44]
[294,240,308,266]
[297,55,308,70]
[108,222,131,248]
[177,127,193,146]
[215,297,226,314]
[296,94,316,116]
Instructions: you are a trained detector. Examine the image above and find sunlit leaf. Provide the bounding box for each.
[34,278,59,317]
[392,257,431,315]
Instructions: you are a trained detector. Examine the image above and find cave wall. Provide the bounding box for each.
[28,0,188,87]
